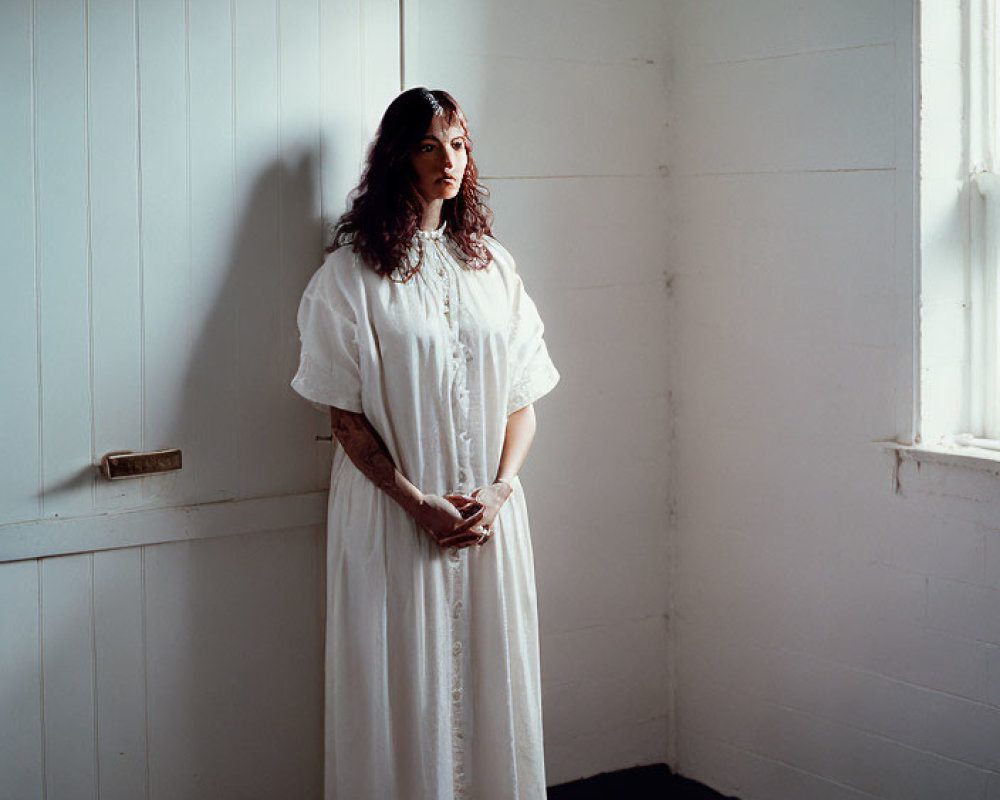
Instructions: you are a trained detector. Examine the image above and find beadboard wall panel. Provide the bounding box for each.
[89,0,144,515]
[0,2,386,798]
[0,0,404,556]
[93,548,147,800]
[144,528,323,800]
[40,555,98,800]
[0,0,397,537]
[35,0,93,521]
[0,0,40,526]
[0,561,44,796]
[0,528,324,800]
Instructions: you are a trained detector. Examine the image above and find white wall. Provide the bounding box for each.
[403,0,674,784]
[0,0,396,796]
[668,1,1000,798]
[17,1,1000,797]
[0,530,324,800]
[1,0,675,794]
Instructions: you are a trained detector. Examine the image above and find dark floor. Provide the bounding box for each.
[548,764,738,800]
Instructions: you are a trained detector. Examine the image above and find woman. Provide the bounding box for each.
[291,87,559,800]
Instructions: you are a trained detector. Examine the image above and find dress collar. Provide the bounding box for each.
[416,221,447,240]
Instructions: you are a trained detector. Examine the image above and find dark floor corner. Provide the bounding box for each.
[547,764,739,800]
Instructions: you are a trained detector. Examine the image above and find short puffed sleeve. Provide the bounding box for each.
[506,267,560,416]
[290,253,363,413]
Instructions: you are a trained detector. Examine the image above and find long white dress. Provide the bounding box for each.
[290,221,560,800]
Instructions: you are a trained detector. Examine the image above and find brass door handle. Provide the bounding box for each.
[99,449,182,480]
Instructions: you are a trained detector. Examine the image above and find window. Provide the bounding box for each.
[920,0,1000,451]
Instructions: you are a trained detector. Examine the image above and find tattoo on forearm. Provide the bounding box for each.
[331,411,408,500]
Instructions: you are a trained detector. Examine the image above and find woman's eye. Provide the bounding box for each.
[452,141,465,150]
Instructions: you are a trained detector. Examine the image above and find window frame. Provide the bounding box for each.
[918,0,1000,450]
[968,0,1000,440]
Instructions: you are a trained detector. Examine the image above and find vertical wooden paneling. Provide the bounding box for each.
[316,0,399,286]
[233,0,284,498]
[145,529,323,800]
[279,0,322,156]
[319,0,364,223]
[3,1,370,796]
[5,0,393,529]
[137,0,189,506]
[186,0,240,503]
[35,0,93,518]
[0,562,43,800]
[6,0,399,522]
[2,0,378,519]
[278,0,325,492]
[94,549,147,800]
[89,0,143,513]
[0,0,40,525]
[360,0,401,132]
[41,554,97,800]
[316,0,397,248]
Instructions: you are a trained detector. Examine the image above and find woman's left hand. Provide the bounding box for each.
[445,481,512,544]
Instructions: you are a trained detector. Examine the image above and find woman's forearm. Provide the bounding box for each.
[329,406,424,518]
[495,404,537,485]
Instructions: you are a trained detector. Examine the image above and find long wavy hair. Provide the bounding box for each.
[329,88,494,281]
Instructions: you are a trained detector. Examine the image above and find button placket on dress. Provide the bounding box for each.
[418,227,474,798]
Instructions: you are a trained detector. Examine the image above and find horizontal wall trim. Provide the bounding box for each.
[0,491,328,563]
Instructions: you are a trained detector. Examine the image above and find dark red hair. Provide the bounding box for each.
[329,88,494,281]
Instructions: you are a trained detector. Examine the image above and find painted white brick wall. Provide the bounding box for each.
[667,1,1000,798]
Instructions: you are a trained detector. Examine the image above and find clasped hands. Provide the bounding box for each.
[415,481,513,550]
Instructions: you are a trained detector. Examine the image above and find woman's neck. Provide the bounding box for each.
[418,198,445,231]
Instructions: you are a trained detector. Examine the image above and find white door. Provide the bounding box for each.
[0,1,398,797]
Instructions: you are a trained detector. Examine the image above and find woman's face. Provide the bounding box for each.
[409,114,468,204]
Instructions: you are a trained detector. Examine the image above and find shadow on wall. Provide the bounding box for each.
[168,149,331,505]
[150,149,328,798]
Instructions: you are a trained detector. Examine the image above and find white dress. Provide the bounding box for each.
[290,221,560,800]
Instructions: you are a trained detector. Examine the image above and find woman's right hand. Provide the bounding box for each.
[414,493,485,549]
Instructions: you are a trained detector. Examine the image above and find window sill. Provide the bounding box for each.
[882,440,1000,473]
